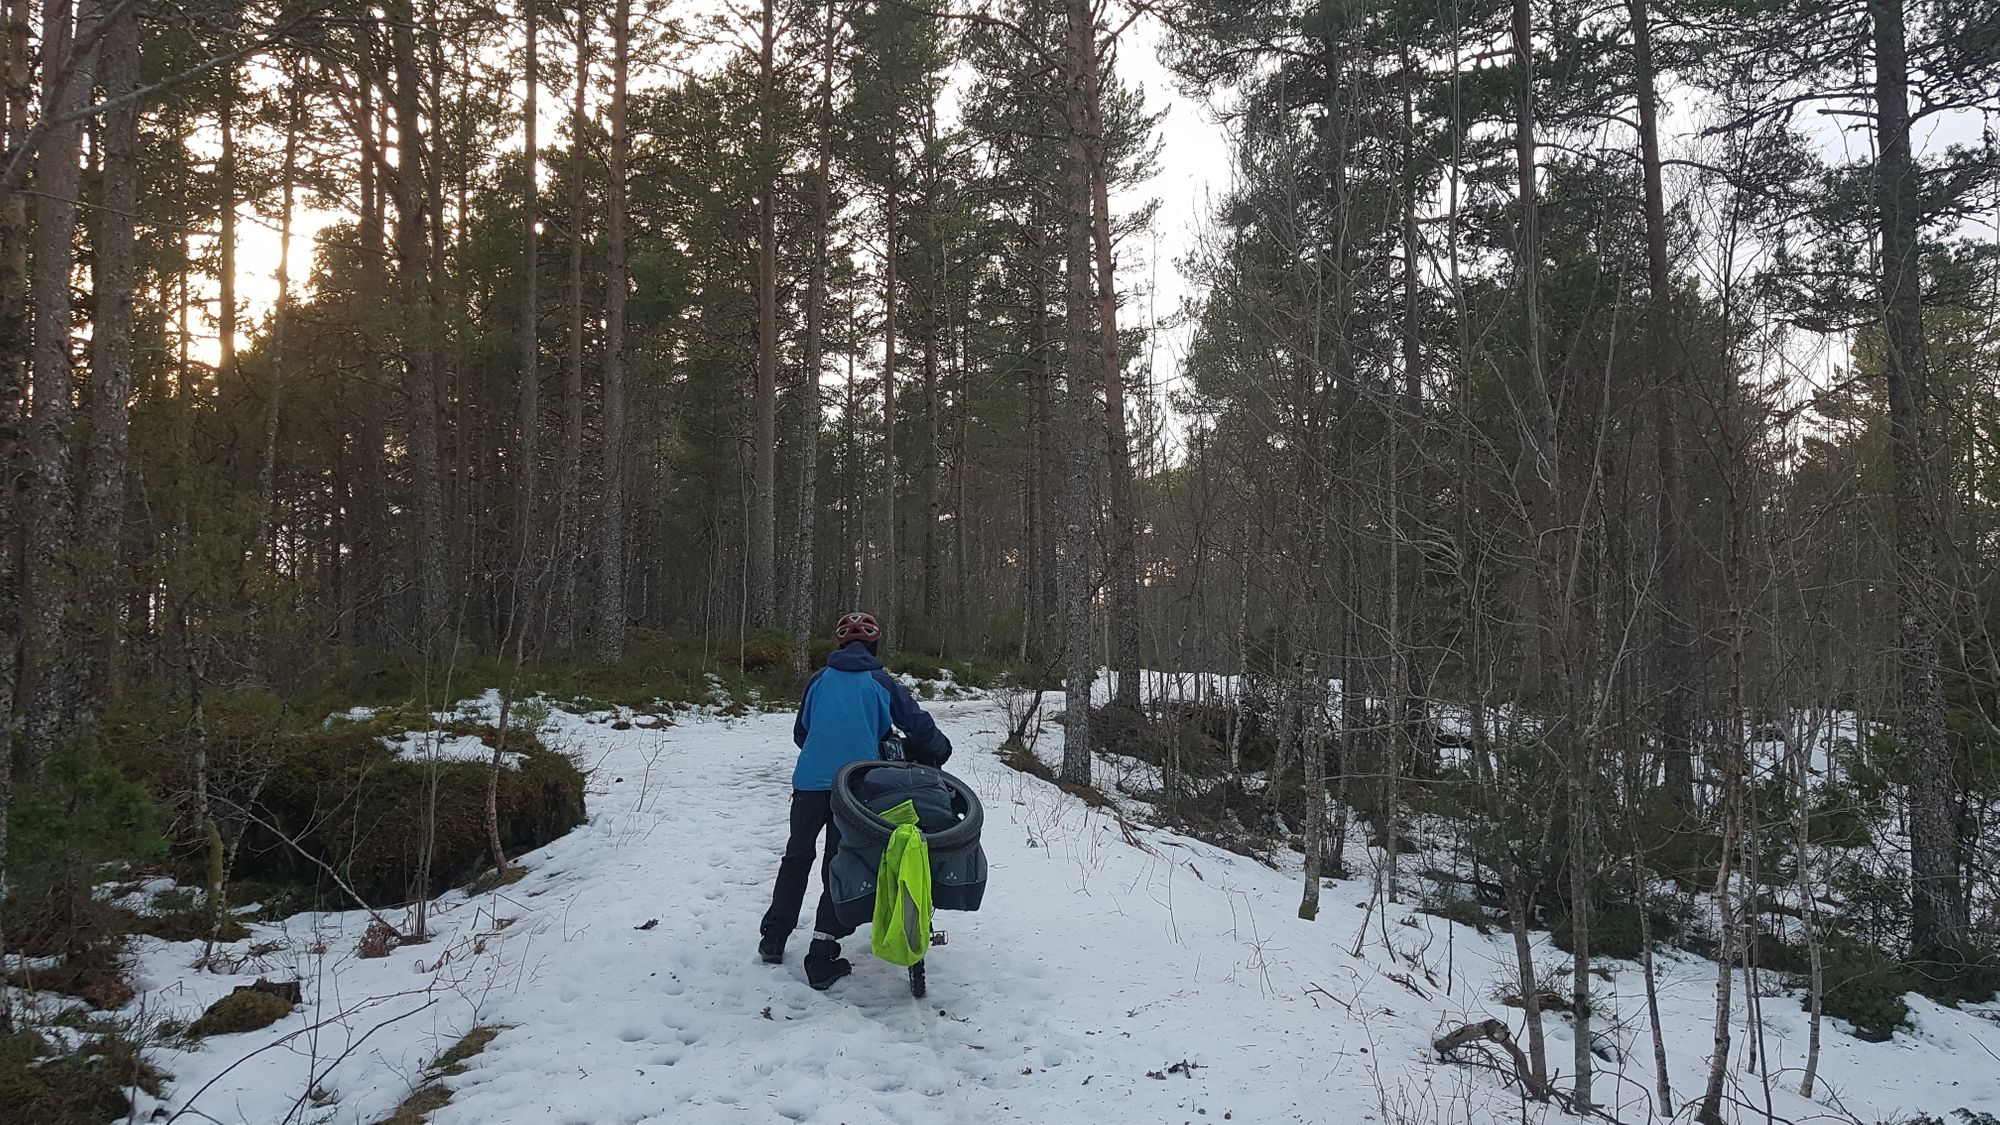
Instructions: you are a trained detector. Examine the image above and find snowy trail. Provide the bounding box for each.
[124,697,2000,1125]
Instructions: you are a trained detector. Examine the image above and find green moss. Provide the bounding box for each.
[431,1024,506,1076]
[133,908,250,944]
[227,717,586,906]
[188,989,296,1037]
[466,866,528,897]
[377,1083,452,1124]
[0,1027,166,1125]
[7,958,135,1010]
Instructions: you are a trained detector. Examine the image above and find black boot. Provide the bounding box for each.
[757,933,786,964]
[804,938,852,991]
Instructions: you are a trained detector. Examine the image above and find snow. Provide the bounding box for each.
[381,730,524,769]
[97,697,2000,1124]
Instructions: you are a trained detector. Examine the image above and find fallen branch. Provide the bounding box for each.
[1431,1019,1551,1102]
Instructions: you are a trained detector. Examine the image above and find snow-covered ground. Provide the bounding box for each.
[91,697,2000,1124]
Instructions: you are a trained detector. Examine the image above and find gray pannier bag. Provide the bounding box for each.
[826,757,987,932]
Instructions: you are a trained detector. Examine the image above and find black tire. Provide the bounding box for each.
[908,960,926,998]
[830,761,984,853]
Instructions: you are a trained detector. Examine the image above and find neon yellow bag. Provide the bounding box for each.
[870,800,933,966]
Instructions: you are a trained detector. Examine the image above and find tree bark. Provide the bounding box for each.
[751,0,778,631]
[354,62,396,649]
[1872,0,1961,955]
[0,0,26,1031]
[217,71,237,386]
[390,2,449,641]
[596,0,630,661]
[1629,0,1695,812]
[20,0,94,765]
[791,0,836,678]
[921,100,942,626]
[556,6,588,652]
[78,2,138,709]
[1083,37,1138,713]
[1057,0,1095,784]
[513,0,540,638]
[881,189,900,642]
[255,87,301,568]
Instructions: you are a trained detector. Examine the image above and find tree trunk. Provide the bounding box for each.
[1057,0,1095,784]
[0,0,25,1031]
[513,0,540,637]
[1506,880,1551,1091]
[750,0,778,631]
[1026,209,1056,654]
[1872,0,1961,955]
[255,87,302,567]
[1570,776,1594,1109]
[881,190,899,642]
[921,101,942,626]
[218,72,237,385]
[357,69,397,649]
[1629,0,1695,812]
[391,3,449,641]
[1300,669,1325,920]
[596,0,630,661]
[791,0,835,678]
[556,7,588,651]
[78,2,138,710]
[20,0,94,765]
[1083,42,1138,713]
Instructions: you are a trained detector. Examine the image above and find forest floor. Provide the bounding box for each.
[59,692,2000,1124]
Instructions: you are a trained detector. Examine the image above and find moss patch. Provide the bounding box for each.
[432,1024,506,1076]
[224,715,586,907]
[372,1024,508,1124]
[187,989,296,1037]
[466,865,529,897]
[377,1083,453,1125]
[0,1027,167,1125]
[133,908,251,944]
[7,958,135,1010]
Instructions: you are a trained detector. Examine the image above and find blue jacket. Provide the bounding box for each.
[791,643,952,791]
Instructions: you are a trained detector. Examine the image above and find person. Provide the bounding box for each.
[759,611,953,989]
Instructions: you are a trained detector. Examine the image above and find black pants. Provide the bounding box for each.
[760,790,854,944]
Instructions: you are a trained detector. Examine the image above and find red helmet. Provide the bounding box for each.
[834,612,881,645]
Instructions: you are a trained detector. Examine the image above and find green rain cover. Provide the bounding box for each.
[870,799,933,966]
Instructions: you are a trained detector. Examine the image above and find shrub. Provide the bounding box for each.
[1905,944,2000,1007]
[3,738,165,958]
[1550,902,1684,961]
[1421,896,1495,935]
[949,663,996,690]
[889,654,946,682]
[732,631,793,674]
[1811,939,1911,1042]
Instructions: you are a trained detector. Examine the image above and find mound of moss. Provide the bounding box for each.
[228,714,586,907]
[6,957,136,1010]
[188,989,296,1037]
[0,1028,165,1124]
